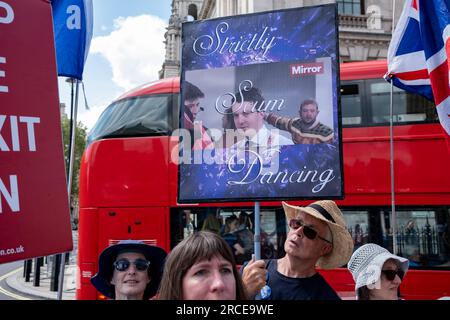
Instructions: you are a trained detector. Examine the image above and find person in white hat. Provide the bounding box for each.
[347,243,409,300]
[241,200,354,300]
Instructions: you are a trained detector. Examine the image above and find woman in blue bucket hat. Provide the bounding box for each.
[91,240,167,300]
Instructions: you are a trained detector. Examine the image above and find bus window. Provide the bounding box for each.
[342,210,370,250]
[218,209,253,265]
[169,207,287,265]
[341,83,363,126]
[218,208,286,263]
[87,94,172,143]
[368,80,437,125]
[218,208,283,263]
[369,80,406,124]
[260,210,278,260]
[170,208,211,247]
[380,207,450,269]
[182,209,196,238]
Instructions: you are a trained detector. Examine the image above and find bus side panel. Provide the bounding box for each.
[318,268,355,299]
[97,207,170,253]
[126,207,170,252]
[402,270,450,300]
[80,137,171,208]
[78,148,90,209]
[76,208,99,300]
[168,136,179,207]
[342,124,450,206]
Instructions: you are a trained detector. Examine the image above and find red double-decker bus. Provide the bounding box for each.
[76,60,450,300]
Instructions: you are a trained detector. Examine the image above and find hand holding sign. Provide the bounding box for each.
[241,255,267,298]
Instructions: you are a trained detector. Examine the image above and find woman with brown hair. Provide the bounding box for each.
[158,231,248,300]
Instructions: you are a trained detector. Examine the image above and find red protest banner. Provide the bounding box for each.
[0,0,73,263]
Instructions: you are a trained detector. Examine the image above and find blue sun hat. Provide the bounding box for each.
[90,240,167,299]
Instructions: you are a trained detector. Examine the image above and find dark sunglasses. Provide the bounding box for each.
[113,258,150,272]
[288,219,332,244]
[382,269,405,281]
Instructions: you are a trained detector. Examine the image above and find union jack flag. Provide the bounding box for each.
[386,0,450,136]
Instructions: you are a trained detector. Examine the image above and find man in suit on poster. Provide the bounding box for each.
[227,86,293,162]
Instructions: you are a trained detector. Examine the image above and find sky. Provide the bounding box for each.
[58,0,172,131]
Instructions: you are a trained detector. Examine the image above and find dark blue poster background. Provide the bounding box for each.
[178,4,343,203]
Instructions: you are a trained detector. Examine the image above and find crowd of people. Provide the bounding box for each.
[101,80,404,301]
[90,200,409,300]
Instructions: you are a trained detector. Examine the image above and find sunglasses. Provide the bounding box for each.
[382,269,405,281]
[113,258,150,272]
[288,219,332,244]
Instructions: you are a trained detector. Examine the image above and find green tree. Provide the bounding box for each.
[61,114,88,207]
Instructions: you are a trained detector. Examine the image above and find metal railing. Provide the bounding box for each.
[339,14,368,29]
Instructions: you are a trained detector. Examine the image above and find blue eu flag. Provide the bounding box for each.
[52,0,93,80]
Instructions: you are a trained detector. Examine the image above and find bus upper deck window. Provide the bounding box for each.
[87,94,171,143]
[369,80,437,125]
[341,83,362,126]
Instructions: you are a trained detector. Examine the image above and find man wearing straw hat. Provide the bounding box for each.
[242,200,354,300]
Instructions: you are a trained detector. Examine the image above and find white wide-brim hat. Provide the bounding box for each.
[348,243,409,290]
[282,200,354,269]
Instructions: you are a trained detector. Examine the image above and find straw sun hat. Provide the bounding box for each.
[282,200,354,269]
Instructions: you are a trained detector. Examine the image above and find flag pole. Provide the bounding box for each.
[390,0,398,256]
[57,78,79,300]
[253,201,261,300]
[254,201,261,260]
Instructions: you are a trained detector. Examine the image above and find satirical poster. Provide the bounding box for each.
[177,4,343,202]
[0,0,73,263]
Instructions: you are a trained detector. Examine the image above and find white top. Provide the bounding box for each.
[225,125,293,164]
[233,125,293,150]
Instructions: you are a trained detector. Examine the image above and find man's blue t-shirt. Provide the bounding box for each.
[244,259,341,300]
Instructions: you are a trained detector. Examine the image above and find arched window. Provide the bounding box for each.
[337,0,365,15]
[188,4,198,21]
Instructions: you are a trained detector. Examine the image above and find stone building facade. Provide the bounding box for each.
[159,0,406,78]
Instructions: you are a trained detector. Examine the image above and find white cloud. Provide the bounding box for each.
[77,14,168,130]
[90,14,167,91]
[78,103,107,132]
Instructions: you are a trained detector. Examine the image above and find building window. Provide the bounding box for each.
[338,0,364,15]
[188,4,198,20]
